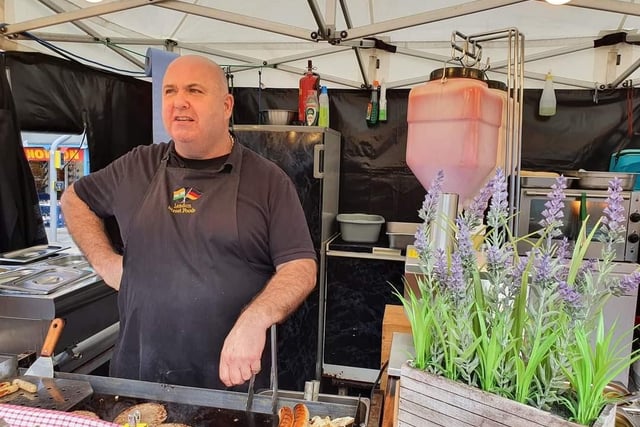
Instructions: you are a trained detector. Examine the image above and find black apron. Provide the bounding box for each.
[110,142,272,390]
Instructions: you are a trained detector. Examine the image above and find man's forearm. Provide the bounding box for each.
[60,184,121,289]
[241,258,317,329]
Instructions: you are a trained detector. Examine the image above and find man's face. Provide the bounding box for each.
[161,57,233,157]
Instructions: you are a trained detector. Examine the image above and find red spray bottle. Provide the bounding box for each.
[299,60,320,124]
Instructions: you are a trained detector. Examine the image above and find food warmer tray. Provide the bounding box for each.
[520,176,579,188]
[55,372,368,427]
[564,170,637,190]
[0,267,92,294]
[0,245,69,264]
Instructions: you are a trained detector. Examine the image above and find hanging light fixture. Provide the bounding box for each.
[545,0,571,5]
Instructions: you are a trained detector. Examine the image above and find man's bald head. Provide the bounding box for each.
[161,54,234,159]
[165,55,229,92]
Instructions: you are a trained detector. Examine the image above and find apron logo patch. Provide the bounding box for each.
[168,186,202,214]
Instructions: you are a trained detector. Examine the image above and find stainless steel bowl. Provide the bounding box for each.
[260,109,296,125]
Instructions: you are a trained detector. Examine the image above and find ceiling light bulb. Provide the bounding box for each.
[545,0,571,4]
[85,0,103,3]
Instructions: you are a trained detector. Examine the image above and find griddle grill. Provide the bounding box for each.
[74,394,278,426]
[56,372,368,427]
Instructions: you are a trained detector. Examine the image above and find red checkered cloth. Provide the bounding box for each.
[0,404,118,427]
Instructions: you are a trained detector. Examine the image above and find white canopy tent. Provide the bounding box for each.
[3,0,640,90]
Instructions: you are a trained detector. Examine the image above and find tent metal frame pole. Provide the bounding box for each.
[339,0,527,41]
[53,0,151,38]
[390,44,599,89]
[566,0,640,17]
[491,42,593,68]
[274,63,362,88]
[156,1,312,41]
[35,0,144,70]
[1,0,169,36]
[307,0,328,39]
[176,43,265,65]
[609,56,640,88]
[178,42,362,87]
[339,0,368,87]
[12,32,167,45]
[262,47,350,68]
[324,0,337,39]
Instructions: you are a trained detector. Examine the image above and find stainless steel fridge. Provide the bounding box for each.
[235,125,341,391]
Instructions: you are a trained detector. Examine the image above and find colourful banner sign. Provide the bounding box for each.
[24,148,84,162]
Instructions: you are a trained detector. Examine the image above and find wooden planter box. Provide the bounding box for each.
[399,363,616,427]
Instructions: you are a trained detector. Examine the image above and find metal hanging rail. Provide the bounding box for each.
[450,28,525,232]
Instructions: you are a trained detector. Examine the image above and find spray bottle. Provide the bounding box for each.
[318,86,330,127]
[366,80,380,126]
[378,81,388,122]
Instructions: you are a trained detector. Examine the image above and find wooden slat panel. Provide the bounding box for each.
[400,386,507,427]
[399,364,585,427]
[381,305,412,390]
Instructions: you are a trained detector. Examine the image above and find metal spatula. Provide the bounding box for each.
[25,318,65,378]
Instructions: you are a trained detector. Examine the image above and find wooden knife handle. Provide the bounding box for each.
[41,318,65,357]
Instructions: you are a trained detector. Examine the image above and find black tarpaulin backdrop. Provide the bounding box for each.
[0,54,47,252]
[3,52,153,252]
[4,51,640,243]
[522,88,638,171]
[5,52,153,173]
[232,86,427,222]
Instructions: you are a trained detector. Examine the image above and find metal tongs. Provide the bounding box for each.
[270,323,278,415]
[246,373,255,411]
[245,323,278,415]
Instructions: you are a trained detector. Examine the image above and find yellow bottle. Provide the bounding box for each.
[539,72,557,116]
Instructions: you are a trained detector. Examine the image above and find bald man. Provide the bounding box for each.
[61,55,317,390]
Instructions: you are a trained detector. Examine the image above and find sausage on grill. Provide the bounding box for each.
[278,406,295,427]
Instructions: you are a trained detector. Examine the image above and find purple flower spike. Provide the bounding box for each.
[539,176,567,236]
[448,251,465,296]
[414,224,429,254]
[557,281,582,309]
[434,248,448,285]
[555,237,570,260]
[468,173,495,223]
[601,177,626,243]
[418,170,445,224]
[533,251,553,284]
[456,217,475,266]
[487,169,509,228]
[613,271,640,296]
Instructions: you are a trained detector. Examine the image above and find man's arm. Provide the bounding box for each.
[219,257,316,386]
[60,184,123,290]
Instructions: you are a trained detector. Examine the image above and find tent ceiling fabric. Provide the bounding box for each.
[4,0,640,89]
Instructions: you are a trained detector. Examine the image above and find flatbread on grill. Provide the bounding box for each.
[113,402,168,426]
[71,410,100,419]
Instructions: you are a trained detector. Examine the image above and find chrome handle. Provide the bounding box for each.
[313,144,325,179]
[524,190,629,199]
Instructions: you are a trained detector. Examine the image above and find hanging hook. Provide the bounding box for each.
[593,82,599,104]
